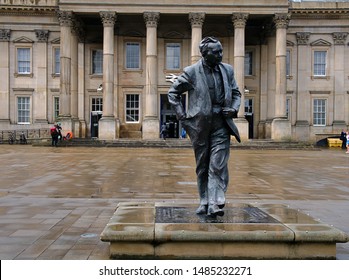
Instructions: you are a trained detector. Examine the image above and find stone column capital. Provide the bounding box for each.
[274,13,290,29]
[143,12,160,28]
[35,29,49,42]
[189,12,205,28]
[333,32,348,45]
[100,11,117,27]
[296,32,311,45]
[0,29,11,41]
[57,10,74,27]
[231,13,249,28]
[72,18,85,42]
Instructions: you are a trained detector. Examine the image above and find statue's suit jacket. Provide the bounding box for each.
[168,59,241,142]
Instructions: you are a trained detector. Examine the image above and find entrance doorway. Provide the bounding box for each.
[244,98,254,139]
[91,111,102,138]
[91,97,103,138]
[160,94,186,138]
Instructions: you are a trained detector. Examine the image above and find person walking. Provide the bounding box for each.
[50,124,59,147]
[340,129,347,150]
[160,123,168,140]
[56,122,63,142]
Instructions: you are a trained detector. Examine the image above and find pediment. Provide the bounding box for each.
[122,30,145,37]
[310,39,331,46]
[13,36,34,43]
[163,31,185,39]
[287,40,295,47]
[51,38,60,44]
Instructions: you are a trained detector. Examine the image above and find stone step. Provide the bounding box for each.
[31,138,317,149]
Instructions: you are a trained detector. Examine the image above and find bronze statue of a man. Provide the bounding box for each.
[168,37,241,217]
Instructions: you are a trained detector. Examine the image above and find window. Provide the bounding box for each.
[244,98,253,115]
[92,97,103,112]
[244,51,253,76]
[17,97,30,124]
[54,97,59,120]
[126,42,140,69]
[126,94,140,122]
[17,48,31,74]
[166,43,181,70]
[286,49,291,77]
[92,49,103,74]
[54,47,60,74]
[313,51,327,76]
[286,98,290,120]
[313,99,326,126]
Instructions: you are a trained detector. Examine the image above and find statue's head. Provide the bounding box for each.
[199,37,223,67]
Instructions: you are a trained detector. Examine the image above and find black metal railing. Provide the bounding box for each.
[0,129,51,144]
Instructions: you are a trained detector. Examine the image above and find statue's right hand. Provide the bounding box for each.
[178,114,186,121]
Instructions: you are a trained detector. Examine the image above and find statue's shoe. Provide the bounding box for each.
[207,204,224,217]
[195,204,208,215]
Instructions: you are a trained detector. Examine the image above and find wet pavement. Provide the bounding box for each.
[0,145,348,259]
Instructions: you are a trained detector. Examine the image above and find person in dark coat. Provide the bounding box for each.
[168,37,241,217]
[160,123,168,140]
[50,124,59,147]
[340,129,347,150]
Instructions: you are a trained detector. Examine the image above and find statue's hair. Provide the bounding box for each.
[199,36,220,56]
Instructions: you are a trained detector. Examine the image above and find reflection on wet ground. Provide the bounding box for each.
[0,145,348,259]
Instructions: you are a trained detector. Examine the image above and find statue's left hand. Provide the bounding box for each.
[222,107,237,119]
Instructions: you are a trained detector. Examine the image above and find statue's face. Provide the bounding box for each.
[204,42,223,67]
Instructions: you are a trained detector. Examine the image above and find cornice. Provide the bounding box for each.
[0,5,57,16]
[290,8,349,19]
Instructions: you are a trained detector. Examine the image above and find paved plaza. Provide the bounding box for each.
[0,144,348,259]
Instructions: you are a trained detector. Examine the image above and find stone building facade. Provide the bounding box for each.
[0,0,348,142]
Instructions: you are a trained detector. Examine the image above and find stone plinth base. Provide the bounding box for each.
[57,116,78,138]
[295,121,310,141]
[142,117,160,139]
[98,116,116,140]
[100,202,348,260]
[271,118,291,140]
[79,120,87,138]
[234,118,249,142]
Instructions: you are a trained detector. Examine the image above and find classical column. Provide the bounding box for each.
[57,11,73,118]
[232,13,248,118]
[71,18,84,137]
[70,19,81,119]
[259,41,269,138]
[99,11,117,140]
[271,13,291,140]
[274,13,290,118]
[0,29,11,124]
[142,11,160,139]
[34,29,49,123]
[332,32,348,129]
[232,13,249,141]
[295,32,311,140]
[78,41,86,137]
[189,12,205,64]
[113,34,120,139]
